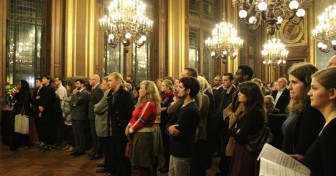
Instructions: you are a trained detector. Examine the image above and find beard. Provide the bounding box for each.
[178,94,187,99]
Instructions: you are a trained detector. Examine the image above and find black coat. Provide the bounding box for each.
[39,84,57,121]
[107,88,134,134]
[88,85,104,120]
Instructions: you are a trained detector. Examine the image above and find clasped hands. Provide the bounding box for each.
[168,124,180,136]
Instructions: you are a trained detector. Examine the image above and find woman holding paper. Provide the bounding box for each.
[282,63,325,155]
[228,81,266,175]
[292,67,336,175]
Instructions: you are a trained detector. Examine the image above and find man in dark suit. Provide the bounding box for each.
[106,72,134,176]
[70,79,90,156]
[88,74,104,160]
[212,75,224,110]
[272,77,290,114]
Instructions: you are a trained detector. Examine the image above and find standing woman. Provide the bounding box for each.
[159,79,175,173]
[125,80,161,176]
[291,67,336,175]
[282,63,325,155]
[62,81,75,152]
[228,81,266,175]
[10,80,31,150]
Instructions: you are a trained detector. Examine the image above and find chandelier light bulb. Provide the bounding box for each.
[296,8,305,17]
[223,50,228,55]
[211,51,216,56]
[289,0,299,10]
[257,2,268,11]
[125,33,132,39]
[239,10,248,18]
[249,16,256,24]
[332,40,336,45]
[317,42,324,48]
[140,35,147,41]
[263,60,266,64]
[277,16,283,24]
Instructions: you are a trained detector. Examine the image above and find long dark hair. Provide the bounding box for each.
[287,63,318,113]
[238,81,266,120]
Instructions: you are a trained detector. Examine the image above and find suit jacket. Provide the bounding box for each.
[107,88,134,134]
[94,91,110,137]
[272,88,290,113]
[88,84,104,120]
[213,86,224,110]
[70,89,90,121]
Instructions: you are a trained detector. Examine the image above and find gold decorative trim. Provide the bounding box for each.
[89,0,95,76]
[66,0,74,77]
[168,0,173,76]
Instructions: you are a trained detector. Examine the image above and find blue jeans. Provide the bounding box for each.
[168,155,190,176]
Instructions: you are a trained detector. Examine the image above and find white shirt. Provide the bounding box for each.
[274,88,285,105]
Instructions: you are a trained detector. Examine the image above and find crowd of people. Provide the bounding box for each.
[6,55,336,176]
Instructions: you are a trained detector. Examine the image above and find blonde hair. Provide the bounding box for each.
[162,79,173,90]
[136,80,162,112]
[108,72,124,88]
[197,76,208,92]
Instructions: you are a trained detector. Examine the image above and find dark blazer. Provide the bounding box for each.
[107,88,134,134]
[70,89,90,121]
[88,84,104,120]
[272,88,290,113]
[213,86,224,110]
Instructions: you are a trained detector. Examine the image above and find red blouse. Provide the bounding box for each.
[129,101,158,133]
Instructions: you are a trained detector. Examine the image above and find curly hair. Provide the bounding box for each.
[136,80,162,112]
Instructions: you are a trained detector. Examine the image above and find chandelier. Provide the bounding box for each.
[99,0,153,48]
[205,19,244,64]
[312,4,336,53]
[261,38,288,67]
[233,0,308,35]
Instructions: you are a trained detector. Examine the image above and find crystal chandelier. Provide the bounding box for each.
[312,4,336,53]
[99,0,153,48]
[205,19,244,64]
[262,38,289,67]
[233,0,308,35]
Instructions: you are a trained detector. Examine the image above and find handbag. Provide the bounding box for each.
[245,125,273,153]
[125,142,133,158]
[14,107,29,134]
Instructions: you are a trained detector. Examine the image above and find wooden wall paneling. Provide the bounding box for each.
[50,0,65,77]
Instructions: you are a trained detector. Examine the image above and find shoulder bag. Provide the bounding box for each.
[14,107,29,134]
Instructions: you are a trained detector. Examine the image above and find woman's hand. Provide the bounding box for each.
[125,127,130,137]
[290,154,304,162]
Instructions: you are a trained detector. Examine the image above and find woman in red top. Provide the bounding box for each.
[125,80,161,176]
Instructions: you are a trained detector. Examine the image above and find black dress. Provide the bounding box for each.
[282,106,325,155]
[304,118,336,176]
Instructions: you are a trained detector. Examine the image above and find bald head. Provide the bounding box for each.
[277,77,287,89]
[326,55,336,68]
[89,74,100,86]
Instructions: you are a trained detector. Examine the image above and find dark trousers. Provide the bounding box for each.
[90,120,101,154]
[100,137,111,168]
[64,125,74,146]
[190,140,207,176]
[109,133,131,175]
[72,120,87,152]
[40,120,56,146]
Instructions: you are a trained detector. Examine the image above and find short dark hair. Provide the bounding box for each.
[55,76,64,82]
[42,75,53,82]
[36,77,42,81]
[75,79,85,85]
[238,65,254,80]
[184,67,198,78]
[179,77,200,98]
[223,73,234,80]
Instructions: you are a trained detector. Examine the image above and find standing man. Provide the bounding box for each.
[212,75,224,110]
[167,76,201,176]
[107,72,134,176]
[54,76,67,143]
[70,79,90,156]
[272,77,290,113]
[38,75,57,151]
[88,74,104,160]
